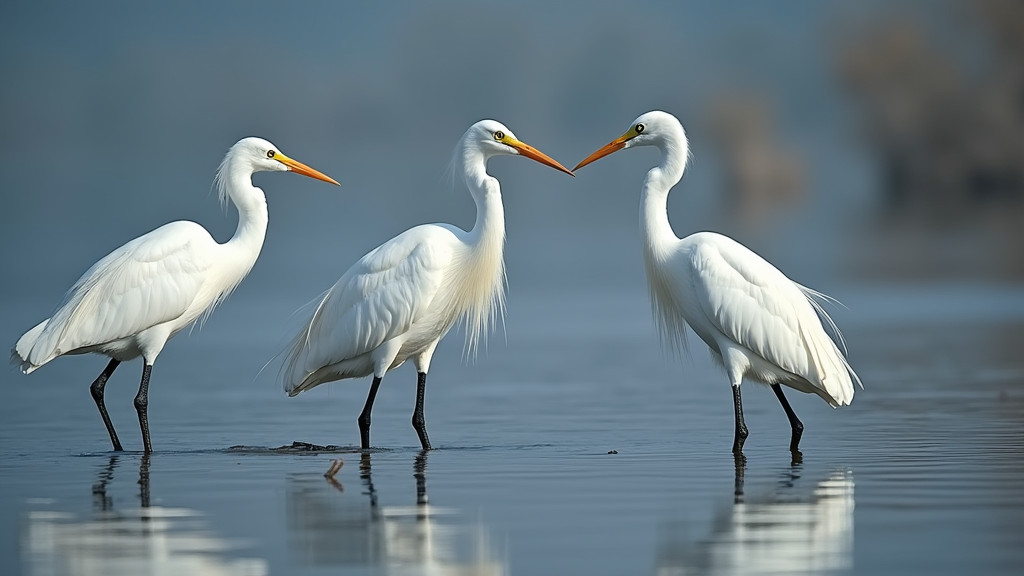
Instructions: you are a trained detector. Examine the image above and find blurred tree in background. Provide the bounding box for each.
[838,0,1024,280]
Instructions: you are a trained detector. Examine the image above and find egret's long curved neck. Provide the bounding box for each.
[217,159,269,267]
[458,144,505,250]
[640,129,689,259]
[446,135,507,354]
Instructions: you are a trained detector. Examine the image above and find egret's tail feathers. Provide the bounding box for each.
[285,376,316,397]
[806,328,860,407]
[798,283,849,354]
[284,361,367,397]
[796,285,862,406]
[9,348,37,374]
[12,319,51,374]
[280,291,333,397]
[284,358,372,397]
[283,364,312,396]
[280,341,339,398]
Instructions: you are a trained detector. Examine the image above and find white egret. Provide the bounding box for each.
[12,137,339,453]
[282,120,573,450]
[573,111,861,455]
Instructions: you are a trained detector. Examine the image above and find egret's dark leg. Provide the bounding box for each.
[133,364,153,454]
[771,383,804,454]
[731,385,749,455]
[90,359,123,451]
[412,372,432,450]
[358,377,383,450]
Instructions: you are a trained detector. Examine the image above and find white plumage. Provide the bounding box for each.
[574,111,861,455]
[12,137,338,453]
[16,221,219,371]
[651,232,857,407]
[282,119,573,450]
[283,223,499,393]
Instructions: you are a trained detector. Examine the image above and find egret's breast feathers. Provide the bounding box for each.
[644,250,691,355]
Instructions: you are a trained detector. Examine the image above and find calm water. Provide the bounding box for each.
[2,283,1023,575]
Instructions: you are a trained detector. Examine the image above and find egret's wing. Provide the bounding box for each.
[687,236,857,405]
[23,221,214,366]
[283,225,455,392]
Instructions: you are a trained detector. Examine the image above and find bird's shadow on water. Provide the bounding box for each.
[656,455,856,575]
[284,450,507,573]
[20,455,268,576]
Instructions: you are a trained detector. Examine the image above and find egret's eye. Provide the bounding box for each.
[494,131,505,141]
[267,150,276,159]
[635,123,645,134]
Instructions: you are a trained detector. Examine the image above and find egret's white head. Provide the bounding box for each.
[214,137,339,206]
[573,110,688,171]
[224,137,340,184]
[461,120,574,175]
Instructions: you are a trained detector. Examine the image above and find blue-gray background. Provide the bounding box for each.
[7,0,1018,308]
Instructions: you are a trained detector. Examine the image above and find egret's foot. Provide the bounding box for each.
[788,425,804,453]
[732,423,749,455]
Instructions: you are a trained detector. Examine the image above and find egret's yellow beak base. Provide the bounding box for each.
[276,153,340,186]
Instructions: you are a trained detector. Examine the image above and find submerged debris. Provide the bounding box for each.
[226,441,345,454]
[324,458,344,479]
[286,441,341,452]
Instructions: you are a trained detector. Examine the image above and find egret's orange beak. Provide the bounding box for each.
[573,134,631,172]
[275,153,340,186]
[504,137,575,177]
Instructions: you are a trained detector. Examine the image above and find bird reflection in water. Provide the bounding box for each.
[287,451,505,575]
[657,458,855,575]
[22,456,267,576]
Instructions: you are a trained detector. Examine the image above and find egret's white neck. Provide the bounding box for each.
[448,142,507,354]
[459,145,505,250]
[217,159,269,271]
[640,128,689,260]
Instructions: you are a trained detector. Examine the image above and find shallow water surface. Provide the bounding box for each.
[1,284,1023,575]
